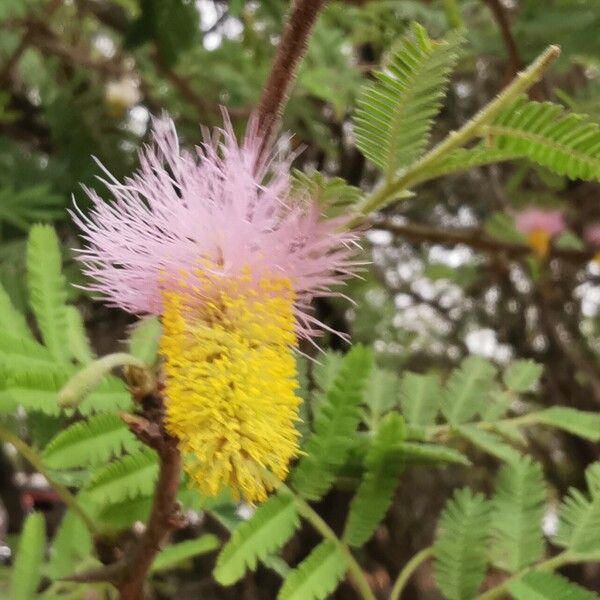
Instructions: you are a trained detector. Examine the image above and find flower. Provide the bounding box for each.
[515,208,566,257]
[72,114,359,502]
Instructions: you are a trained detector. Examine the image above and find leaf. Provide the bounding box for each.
[353,23,463,180]
[214,492,300,586]
[363,367,399,425]
[151,535,220,573]
[0,330,54,368]
[86,447,158,505]
[490,457,546,573]
[507,571,599,600]
[458,426,522,464]
[65,306,95,365]
[128,316,162,364]
[434,488,491,600]
[503,360,543,392]
[344,413,405,546]
[277,541,346,600]
[399,371,441,427]
[26,225,70,363]
[47,510,92,580]
[556,462,600,554]
[442,356,497,425]
[401,442,471,466]
[484,212,527,243]
[488,97,600,181]
[0,282,32,339]
[535,407,600,441]
[292,345,373,501]
[312,351,343,393]
[10,512,45,600]
[42,413,139,469]
[291,170,362,218]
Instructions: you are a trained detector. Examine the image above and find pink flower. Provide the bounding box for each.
[71,114,359,339]
[584,224,600,247]
[514,208,566,236]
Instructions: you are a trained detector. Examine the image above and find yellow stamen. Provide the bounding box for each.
[527,229,551,258]
[160,276,301,503]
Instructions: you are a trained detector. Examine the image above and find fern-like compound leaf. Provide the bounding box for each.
[502,359,543,393]
[353,23,463,180]
[85,447,158,505]
[0,282,32,339]
[488,97,600,181]
[214,492,300,586]
[277,540,346,600]
[458,426,522,464]
[399,371,441,427]
[434,488,491,600]
[507,571,599,600]
[65,306,95,365]
[535,407,600,442]
[10,512,46,600]
[42,413,139,469]
[151,535,220,573]
[442,356,497,425]
[344,413,405,546]
[490,457,546,573]
[556,462,600,554]
[26,225,70,363]
[292,344,373,501]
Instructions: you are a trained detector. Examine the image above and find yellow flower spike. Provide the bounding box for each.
[527,229,552,258]
[160,276,301,503]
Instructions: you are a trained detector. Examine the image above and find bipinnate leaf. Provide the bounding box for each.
[10,512,45,600]
[399,371,441,427]
[535,407,600,442]
[0,282,32,339]
[434,488,490,600]
[503,359,543,392]
[214,492,300,586]
[151,535,220,573]
[277,541,346,600]
[507,571,598,600]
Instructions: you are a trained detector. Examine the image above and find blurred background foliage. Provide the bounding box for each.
[3,0,600,597]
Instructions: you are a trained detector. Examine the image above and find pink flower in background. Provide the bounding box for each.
[584,224,600,247]
[515,208,566,236]
[514,208,566,257]
[72,114,359,339]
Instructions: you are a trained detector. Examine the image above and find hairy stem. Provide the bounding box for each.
[390,547,434,600]
[283,484,376,600]
[476,551,573,600]
[256,0,328,156]
[0,424,99,536]
[352,44,560,224]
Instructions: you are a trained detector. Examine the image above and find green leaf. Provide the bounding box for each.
[354,23,463,180]
[10,512,45,600]
[507,571,598,600]
[503,360,543,392]
[277,541,346,600]
[47,510,92,580]
[26,225,70,363]
[151,535,220,573]
[556,462,600,554]
[458,426,522,464]
[0,330,54,368]
[291,170,362,218]
[0,282,32,339]
[490,457,546,573]
[534,407,600,441]
[442,356,497,425]
[399,371,441,427]
[434,488,491,600]
[344,413,405,546]
[488,97,600,181]
[128,316,162,364]
[401,442,471,466]
[312,351,343,393]
[292,345,373,501]
[214,492,300,586]
[65,306,95,365]
[484,212,527,243]
[86,447,158,505]
[363,367,399,425]
[42,413,139,469]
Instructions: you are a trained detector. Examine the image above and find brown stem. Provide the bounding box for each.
[256,0,328,156]
[117,431,182,599]
[482,0,522,78]
[373,218,595,263]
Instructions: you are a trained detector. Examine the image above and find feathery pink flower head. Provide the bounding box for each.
[514,208,566,236]
[72,114,359,339]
